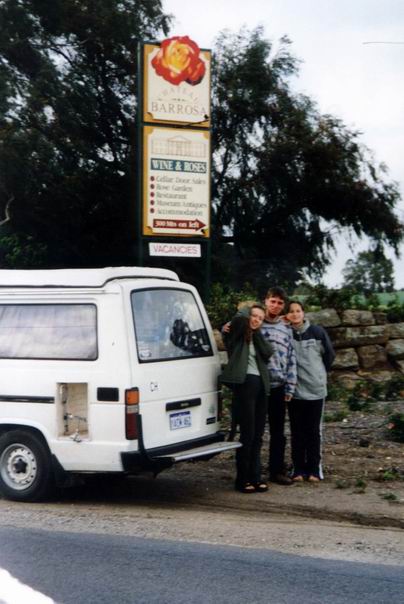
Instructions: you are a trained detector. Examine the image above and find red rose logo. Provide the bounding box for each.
[151,36,206,86]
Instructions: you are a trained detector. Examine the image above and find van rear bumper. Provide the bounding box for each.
[121,432,241,474]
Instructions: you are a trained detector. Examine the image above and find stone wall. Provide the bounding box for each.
[307,309,404,388]
[213,309,404,389]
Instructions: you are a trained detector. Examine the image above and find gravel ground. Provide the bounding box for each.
[0,402,403,566]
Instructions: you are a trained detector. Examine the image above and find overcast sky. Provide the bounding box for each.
[163,0,404,288]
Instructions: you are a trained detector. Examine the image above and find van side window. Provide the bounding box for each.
[0,304,97,360]
[131,289,213,362]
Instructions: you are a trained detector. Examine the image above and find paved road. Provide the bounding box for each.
[0,526,403,604]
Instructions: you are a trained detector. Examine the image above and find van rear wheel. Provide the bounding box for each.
[0,430,53,502]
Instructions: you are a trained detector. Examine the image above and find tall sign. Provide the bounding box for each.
[140,36,211,241]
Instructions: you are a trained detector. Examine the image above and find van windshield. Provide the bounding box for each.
[131,288,213,362]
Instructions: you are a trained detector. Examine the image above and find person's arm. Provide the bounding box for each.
[254,332,274,362]
[284,332,297,401]
[320,327,336,371]
[222,315,248,354]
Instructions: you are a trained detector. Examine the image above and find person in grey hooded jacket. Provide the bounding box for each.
[286,301,335,482]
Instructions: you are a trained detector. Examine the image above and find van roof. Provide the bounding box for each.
[0,266,179,288]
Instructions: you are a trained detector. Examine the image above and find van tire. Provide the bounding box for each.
[0,430,53,502]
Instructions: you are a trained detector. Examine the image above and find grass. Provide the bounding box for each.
[380,492,399,502]
[354,478,368,493]
[335,479,350,489]
[324,409,348,423]
[376,468,403,482]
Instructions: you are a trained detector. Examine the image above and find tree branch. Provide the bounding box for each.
[0,196,13,226]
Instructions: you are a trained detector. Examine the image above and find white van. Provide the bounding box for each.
[0,266,239,502]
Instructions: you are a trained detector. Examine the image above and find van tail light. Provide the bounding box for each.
[125,388,139,440]
[217,383,223,421]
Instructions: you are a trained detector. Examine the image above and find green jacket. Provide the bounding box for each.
[221,315,273,395]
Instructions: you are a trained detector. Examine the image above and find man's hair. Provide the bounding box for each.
[265,286,287,301]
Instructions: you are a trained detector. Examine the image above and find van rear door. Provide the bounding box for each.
[130,286,221,451]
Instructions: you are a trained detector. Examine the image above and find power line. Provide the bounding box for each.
[363,41,404,45]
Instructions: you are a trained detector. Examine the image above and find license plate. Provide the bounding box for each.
[169,410,191,430]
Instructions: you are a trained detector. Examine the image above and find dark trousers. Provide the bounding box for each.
[267,385,287,477]
[288,398,324,478]
[233,375,267,486]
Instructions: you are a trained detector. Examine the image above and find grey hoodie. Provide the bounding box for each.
[290,319,335,400]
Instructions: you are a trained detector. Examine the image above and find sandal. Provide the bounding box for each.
[254,482,268,492]
[308,475,320,483]
[292,475,304,482]
[237,482,256,493]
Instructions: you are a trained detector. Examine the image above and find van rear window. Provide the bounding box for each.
[131,289,213,362]
[0,304,97,360]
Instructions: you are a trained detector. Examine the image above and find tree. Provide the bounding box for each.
[342,248,395,294]
[211,28,403,291]
[0,0,170,267]
[0,10,402,293]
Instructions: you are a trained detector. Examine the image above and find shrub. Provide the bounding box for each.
[380,492,399,502]
[324,409,348,422]
[304,285,357,311]
[346,381,378,411]
[386,297,404,323]
[384,375,404,400]
[206,282,258,329]
[387,413,404,443]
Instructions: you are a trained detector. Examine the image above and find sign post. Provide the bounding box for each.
[136,36,212,299]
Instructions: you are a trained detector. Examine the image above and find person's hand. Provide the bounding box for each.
[222,321,231,333]
[284,394,292,402]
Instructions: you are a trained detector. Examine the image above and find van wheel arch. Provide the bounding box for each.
[0,427,54,502]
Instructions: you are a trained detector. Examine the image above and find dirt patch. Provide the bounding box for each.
[167,400,404,528]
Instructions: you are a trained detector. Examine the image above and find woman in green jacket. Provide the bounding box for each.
[221,305,273,493]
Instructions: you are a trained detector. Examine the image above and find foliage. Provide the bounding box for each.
[376,467,402,481]
[303,284,358,311]
[205,282,258,329]
[383,374,404,400]
[328,376,404,410]
[0,233,47,267]
[326,382,351,403]
[323,408,348,423]
[380,492,399,502]
[0,0,170,268]
[211,28,403,288]
[387,413,404,443]
[300,282,404,319]
[342,248,395,294]
[335,479,350,489]
[385,298,404,323]
[345,382,378,412]
[354,478,367,493]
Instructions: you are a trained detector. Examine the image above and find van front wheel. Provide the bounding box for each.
[0,431,53,502]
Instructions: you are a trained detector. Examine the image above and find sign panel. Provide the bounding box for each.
[143,125,210,238]
[149,242,201,258]
[143,37,211,127]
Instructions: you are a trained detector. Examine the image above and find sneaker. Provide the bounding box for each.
[270,473,293,486]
